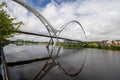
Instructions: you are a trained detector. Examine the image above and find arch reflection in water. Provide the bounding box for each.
[33,45,87,80]
[4,43,86,80]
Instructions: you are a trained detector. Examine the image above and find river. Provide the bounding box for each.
[3,44,120,80]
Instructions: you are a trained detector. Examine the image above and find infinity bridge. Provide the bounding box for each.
[13,0,87,48]
[4,0,88,79]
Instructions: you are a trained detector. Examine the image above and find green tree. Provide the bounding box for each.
[0,2,23,41]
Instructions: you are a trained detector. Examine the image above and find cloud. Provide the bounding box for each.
[79,0,120,40]
[6,0,49,41]
[4,0,120,41]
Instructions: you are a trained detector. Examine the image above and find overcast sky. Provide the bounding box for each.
[1,0,120,41]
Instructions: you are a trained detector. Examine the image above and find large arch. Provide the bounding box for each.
[12,0,57,38]
[12,0,87,47]
[58,20,87,41]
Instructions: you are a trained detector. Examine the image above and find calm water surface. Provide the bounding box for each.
[3,44,120,80]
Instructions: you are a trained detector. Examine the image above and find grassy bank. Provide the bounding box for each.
[58,42,85,49]
[84,42,120,50]
[58,42,120,50]
[1,40,120,50]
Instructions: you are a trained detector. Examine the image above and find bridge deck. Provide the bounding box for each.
[16,31,82,43]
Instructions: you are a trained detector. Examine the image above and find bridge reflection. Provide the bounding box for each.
[33,46,86,80]
[5,44,87,80]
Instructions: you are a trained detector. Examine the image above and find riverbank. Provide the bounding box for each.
[1,41,120,51]
[58,42,120,51]
[5,43,120,80]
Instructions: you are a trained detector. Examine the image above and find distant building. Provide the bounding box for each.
[101,40,120,46]
[113,40,120,46]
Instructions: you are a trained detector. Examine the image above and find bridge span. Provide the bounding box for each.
[15,31,82,43]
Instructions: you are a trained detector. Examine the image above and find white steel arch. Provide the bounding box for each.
[12,0,87,47]
[58,20,87,41]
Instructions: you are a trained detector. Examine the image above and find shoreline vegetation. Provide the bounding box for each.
[58,42,120,51]
[59,42,120,50]
[0,40,120,51]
